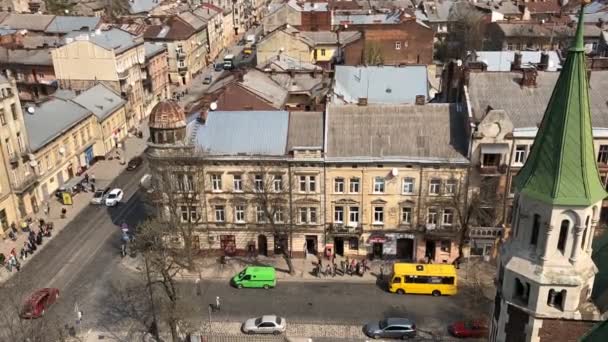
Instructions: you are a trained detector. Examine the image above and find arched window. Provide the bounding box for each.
[548,288,566,310]
[582,216,590,249]
[557,220,569,253]
[531,214,541,246]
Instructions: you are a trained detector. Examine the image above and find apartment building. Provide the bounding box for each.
[143,43,170,114]
[0,47,57,102]
[197,4,225,62]
[52,27,146,129]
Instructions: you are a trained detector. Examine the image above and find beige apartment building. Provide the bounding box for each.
[52,27,146,129]
[143,43,170,114]
[197,4,225,62]
[146,101,471,263]
[0,76,30,237]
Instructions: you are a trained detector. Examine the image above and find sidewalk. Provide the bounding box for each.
[0,122,149,283]
[121,252,496,293]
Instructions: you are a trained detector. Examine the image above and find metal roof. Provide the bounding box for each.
[326,104,468,163]
[65,28,140,54]
[144,42,166,58]
[129,0,161,14]
[45,16,101,34]
[0,14,55,31]
[0,47,53,66]
[474,51,562,72]
[23,98,92,152]
[333,65,428,105]
[71,84,126,121]
[287,111,323,151]
[194,111,289,156]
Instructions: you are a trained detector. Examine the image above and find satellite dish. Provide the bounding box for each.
[209,102,218,111]
[29,160,38,167]
[59,147,66,154]
[391,168,399,177]
[27,106,35,114]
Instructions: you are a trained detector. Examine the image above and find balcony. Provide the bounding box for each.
[117,70,129,80]
[11,172,38,193]
[176,51,186,60]
[478,163,507,175]
[8,153,19,165]
[470,226,504,240]
[177,65,188,75]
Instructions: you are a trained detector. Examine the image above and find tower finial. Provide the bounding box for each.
[572,1,589,52]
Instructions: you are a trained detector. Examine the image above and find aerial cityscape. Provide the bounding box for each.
[0,0,607,341]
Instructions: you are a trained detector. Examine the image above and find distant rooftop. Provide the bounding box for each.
[129,0,161,14]
[332,12,403,26]
[333,65,429,105]
[144,42,166,59]
[0,13,55,31]
[45,16,101,34]
[0,47,53,66]
[71,84,126,121]
[473,51,562,72]
[65,28,141,54]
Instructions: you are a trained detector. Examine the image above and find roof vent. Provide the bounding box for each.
[357,97,368,106]
[415,95,425,105]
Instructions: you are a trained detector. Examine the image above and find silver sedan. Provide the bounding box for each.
[241,315,286,335]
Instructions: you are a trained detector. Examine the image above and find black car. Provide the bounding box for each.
[214,63,224,72]
[126,157,143,171]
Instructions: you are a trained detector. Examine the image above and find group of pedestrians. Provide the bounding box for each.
[1,218,53,273]
[314,255,369,278]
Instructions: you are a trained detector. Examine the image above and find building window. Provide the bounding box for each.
[16,132,24,152]
[427,208,438,225]
[310,208,317,223]
[531,214,541,246]
[401,207,412,224]
[233,174,243,192]
[214,205,225,222]
[598,145,608,164]
[10,103,16,120]
[349,177,360,193]
[185,174,194,191]
[482,153,501,167]
[515,145,528,164]
[334,206,344,223]
[402,178,415,194]
[349,237,359,250]
[0,111,5,125]
[349,206,359,223]
[514,278,530,305]
[211,174,222,191]
[557,219,569,254]
[443,209,454,226]
[235,205,245,223]
[5,138,13,157]
[299,175,316,192]
[274,207,284,223]
[256,206,266,223]
[180,206,198,222]
[373,206,384,224]
[273,175,283,192]
[334,178,345,193]
[254,174,263,191]
[320,49,326,56]
[547,289,566,310]
[373,177,385,193]
[429,179,441,194]
[395,41,401,50]
[445,179,457,195]
[440,240,451,252]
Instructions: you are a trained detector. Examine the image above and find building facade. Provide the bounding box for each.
[0,47,57,102]
[143,43,170,114]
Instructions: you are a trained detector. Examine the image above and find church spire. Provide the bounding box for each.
[514,2,607,206]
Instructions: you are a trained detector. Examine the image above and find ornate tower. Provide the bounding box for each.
[148,100,187,145]
[490,4,607,342]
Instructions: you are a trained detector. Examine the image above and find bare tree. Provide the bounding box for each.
[245,164,296,274]
[446,2,486,60]
[363,41,384,65]
[147,162,206,271]
[133,218,187,342]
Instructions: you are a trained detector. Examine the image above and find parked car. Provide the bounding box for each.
[448,320,488,338]
[203,75,213,84]
[105,188,124,206]
[363,318,416,339]
[232,266,276,289]
[20,288,60,319]
[242,315,286,335]
[90,187,110,205]
[214,63,223,71]
[126,156,143,171]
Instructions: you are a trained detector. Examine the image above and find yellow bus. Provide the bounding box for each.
[388,263,458,296]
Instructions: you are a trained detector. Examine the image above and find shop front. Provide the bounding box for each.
[366,232,418,261]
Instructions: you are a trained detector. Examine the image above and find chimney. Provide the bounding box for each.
[357,97,368,106]
[511,51,522,70]
[520,67,538,88]
[538,51,549,71]
[415,95,425,105]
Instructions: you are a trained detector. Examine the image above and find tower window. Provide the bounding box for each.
[514,278,530,305]
[531,214,541,246]
[557,220,569,254]
[547,289,566,310]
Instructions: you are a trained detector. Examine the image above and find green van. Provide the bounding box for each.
[232,266,276,289]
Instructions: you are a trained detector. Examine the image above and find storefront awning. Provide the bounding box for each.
[480,143,509,154]
[368,233,392,244]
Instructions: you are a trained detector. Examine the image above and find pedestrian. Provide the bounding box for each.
[340,260,345,274]
[356,262,361,277]
[90,173,96,184]
[215,296,221,312]
[83,173,89,183]
[325,264,331,278]
[61,207,67,219]
[20,248,26,260]
[332,263,337,277]
[350,259,356,276]
[90,182,96,192]
[379,264,384,279]
[46,202,50,217]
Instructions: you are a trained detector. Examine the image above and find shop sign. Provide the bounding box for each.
[368,236,387,243]
[395,233,415,239]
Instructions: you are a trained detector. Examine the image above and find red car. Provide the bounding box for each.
[20,288,60,319]
[448,320,488,338]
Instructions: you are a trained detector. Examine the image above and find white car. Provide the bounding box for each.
[242,315,286,335]
[105,188,124,207]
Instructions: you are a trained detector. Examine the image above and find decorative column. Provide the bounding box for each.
[570,225,585,263]
[586,220,598,253]
[541,224,554,264]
